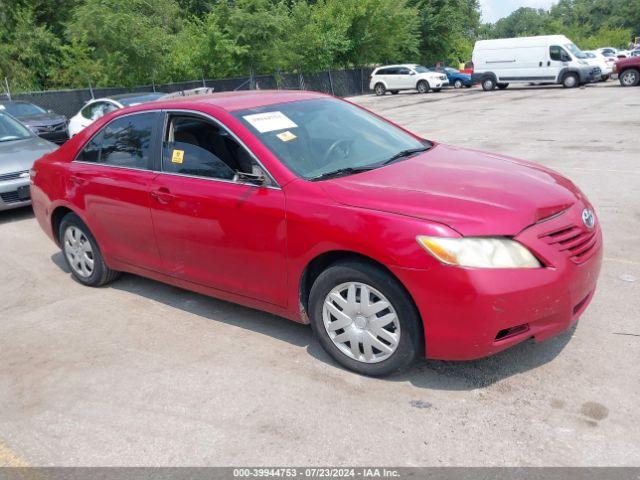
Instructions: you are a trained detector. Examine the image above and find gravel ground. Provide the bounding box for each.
[0,81,638,467]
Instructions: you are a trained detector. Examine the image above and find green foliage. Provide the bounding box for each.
[2,0,637,94]
[482,0,638,50]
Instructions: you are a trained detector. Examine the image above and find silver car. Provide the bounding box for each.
[0,111,57,211]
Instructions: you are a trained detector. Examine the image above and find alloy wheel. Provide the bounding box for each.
[621,70,638,86]
[322,282,401,364]
[64,226,95,278]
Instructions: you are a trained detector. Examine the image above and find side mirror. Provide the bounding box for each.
[236,171,265,185]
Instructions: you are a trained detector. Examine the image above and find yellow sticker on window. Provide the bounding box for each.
[171,149,184,164]
[276,131,297,142]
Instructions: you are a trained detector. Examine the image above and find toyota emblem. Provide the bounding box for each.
[582,208,595,229]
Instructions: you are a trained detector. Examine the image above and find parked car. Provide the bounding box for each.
[472,35,601,90]
[629,49,640,58]
[583,51,613,80]
[31,90,602,376]
[68,92,166,137]
[0,111,57,211]
[614,55,640,86]
[597,47,618,57]
[0,100,69,144]
[369,64,448,95]
[436,67,473,88]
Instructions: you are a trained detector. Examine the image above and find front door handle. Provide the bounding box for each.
[151,187,174,205]
[547,61,551,66]
[69,175,86,186]
[539,61,543,67]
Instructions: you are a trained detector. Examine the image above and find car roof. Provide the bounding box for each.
[136,89,330,113]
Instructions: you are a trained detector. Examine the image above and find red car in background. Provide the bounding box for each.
[614,56,640,86]
[30,91,602,376]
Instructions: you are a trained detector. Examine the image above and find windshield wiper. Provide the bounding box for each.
[381,146,430,165]
[309,165,375,181]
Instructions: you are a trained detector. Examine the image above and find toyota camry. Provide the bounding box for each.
[30,90,602,376]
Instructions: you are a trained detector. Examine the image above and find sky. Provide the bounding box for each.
[480,0,557,23]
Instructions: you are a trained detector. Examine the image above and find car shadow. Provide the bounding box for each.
[0,206,34,224]
[50,251,575,391]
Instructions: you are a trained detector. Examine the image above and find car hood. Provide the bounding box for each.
[0,136,57,174]
[318,144,582,236]
[18,113,67,126]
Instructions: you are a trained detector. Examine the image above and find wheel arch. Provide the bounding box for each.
[50,204,83,246]
[298,250,422,328]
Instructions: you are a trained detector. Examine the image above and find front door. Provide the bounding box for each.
[149,112,288,307]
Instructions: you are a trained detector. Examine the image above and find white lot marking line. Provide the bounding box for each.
[604,257,640,267]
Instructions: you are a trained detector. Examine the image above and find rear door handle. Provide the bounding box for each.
[151,187,174,205]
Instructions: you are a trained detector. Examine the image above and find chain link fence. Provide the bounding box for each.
[1,68,374,118]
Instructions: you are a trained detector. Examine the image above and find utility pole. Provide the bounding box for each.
[3,77,10,100]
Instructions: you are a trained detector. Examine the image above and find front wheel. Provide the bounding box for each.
[309,261,422,376]
[417,80,430,94]
[562,73,579,88]
[59,213,120,287]
[453,79,463,88]
[619,69,640,87]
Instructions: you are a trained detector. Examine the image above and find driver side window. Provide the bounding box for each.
[162,114,262,182]
[550,46,570,62]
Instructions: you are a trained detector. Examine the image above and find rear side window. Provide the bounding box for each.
[76,112,157,169]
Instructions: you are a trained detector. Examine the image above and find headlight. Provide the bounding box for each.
[416,236,541,269]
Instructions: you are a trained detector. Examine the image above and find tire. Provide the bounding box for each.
[308,260,422,376]
[453,79,463,88]
[562,73,579,88]
[482,77,496,91]
[390,90,399,95]
[59,213,120,287]
[417,80,430,94]
[374,83,386,96]
[619,69,640,87]
[497,83,509,90]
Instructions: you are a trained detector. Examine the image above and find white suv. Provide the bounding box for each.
[369,64,448,95]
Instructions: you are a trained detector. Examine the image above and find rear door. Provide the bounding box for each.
[69,111,164,271]
[384,68,401,89]
[148,111,288,306]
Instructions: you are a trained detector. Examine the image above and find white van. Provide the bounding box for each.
[471,35,601,90]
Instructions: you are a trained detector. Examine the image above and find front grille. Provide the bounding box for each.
[37,122,66,133]
[0,170,28,182]
[539,224,599,264]
[0,190,21,204]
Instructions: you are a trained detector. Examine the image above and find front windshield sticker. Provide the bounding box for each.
[276,130,297,142]
[243,111,297,133]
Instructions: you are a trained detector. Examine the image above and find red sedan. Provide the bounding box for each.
[30,91,602,376]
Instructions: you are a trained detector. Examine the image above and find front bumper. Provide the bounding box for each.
[0,177,31,211]
[392,205,603,360]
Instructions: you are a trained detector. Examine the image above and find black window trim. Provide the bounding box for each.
[157,108,280,189]
[73,110,163,173]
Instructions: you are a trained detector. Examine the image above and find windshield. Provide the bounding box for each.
[234,98,428,180]
[413,66,430,73]
[0,112,32,142]
[565,43,587,59]
[0,102,47,117]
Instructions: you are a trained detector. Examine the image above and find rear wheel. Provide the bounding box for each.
[482,77,496,91]
[619,69,640,87]
[562,73,579,88]
[374,83,386,96]
[417,80,430,94]
[309,260,422,376]
[497,83,509,90]
[59,213,120,287]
